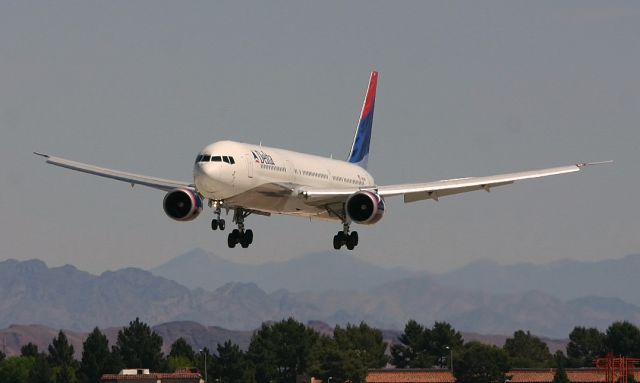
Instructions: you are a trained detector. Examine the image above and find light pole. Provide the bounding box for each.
[445,346,453,372]
[200,349,208,383]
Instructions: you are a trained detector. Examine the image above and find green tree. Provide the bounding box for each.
[605,321,640,357]
[48,331,76,369]
[0,350,5,362]
[503,330,552,367]
[430,321,464,368]
[391,320,463,369]
[113,318,166,372]
[214,340,246,383]
[246,318,319,383]
[391,320,432,368]
[79,327,118,383]
[310,335,368,383]
[454,341,510,383]
[566,327,606,367]
[194,347,213,383]
[169,338,195,363]
[333,322,388,369]
[21,342,40,358]
[0,356,36,383]
[28,354,53,383]
[552,351,570,383]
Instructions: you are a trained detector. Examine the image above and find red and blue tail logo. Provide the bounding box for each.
[348,71,378,169]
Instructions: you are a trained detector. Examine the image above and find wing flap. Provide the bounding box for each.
[34,153,192,192]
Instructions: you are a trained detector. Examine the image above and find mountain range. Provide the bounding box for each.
[1,256,639,338]
[151,248,416,293]
[151,249,640,306]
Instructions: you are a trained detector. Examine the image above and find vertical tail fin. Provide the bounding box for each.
[347,71,378,169]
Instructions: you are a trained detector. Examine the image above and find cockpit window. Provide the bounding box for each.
[212,156,222,162]
[201,154,211,162]
[223,156,230,163]
[195,155,203,163]
[229,156,235,164]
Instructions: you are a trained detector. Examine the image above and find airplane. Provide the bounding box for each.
[35,71,609,250]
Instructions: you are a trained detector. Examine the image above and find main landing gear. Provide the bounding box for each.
[227,208,253,249]
[333,222,358,250]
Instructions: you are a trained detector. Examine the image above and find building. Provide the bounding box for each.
[364,369,640,383]
[101,368,203,383]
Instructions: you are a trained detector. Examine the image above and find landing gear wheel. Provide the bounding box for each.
[228,229,240,248]
[245,229,253,245]
[333,234,342,250]
[211,219,219,230]
[219,219,225,231]
[349,231,358,247]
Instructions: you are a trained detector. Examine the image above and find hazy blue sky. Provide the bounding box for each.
[1,1,638,274]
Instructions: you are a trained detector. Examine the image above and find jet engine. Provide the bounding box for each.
[345,190,385,225]
[163,188,203,221]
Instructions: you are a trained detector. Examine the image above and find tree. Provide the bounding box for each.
[605,321,640,357]
[566,327,606,367]
[21,342,40,358]
[333,322,388,369]
[0,356,36,383]
[169,338,195,362]
[214,340,246,383]
[29,354,53,383]
[48,331,76,369]
[194,347,213,383]
[391,320,429,368]
[552,352,570,383]
[430,322,464,368]
[246,318,319,383]
[0,350,5,362]
[168,337,196,372]
[79,327,118,383]
[310,334,369,383]
[453,341,510,383]
[113,318,166,372]
[503,330,552,367]
[391,320,463,369]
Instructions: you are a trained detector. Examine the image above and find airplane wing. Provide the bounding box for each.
[34,152,193,192]
[299,162,610,205]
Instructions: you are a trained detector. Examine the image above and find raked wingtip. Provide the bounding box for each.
[577,160,613,168]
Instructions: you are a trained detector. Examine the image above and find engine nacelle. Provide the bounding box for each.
[163,188,203,221]
[345,190,385,225]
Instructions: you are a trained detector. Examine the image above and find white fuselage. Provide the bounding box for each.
[193,140,375,221]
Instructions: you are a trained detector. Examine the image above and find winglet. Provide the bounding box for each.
[33,152,50,159]
[347,71,378,169]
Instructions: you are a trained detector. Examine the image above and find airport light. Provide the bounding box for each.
[199,349,207,383]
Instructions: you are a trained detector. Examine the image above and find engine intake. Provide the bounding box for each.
[163,188,203,221]
[345,191,385,225]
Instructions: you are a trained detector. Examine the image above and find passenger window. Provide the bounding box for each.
[223,156,230,163]
[229,157,235,164]
[212,156,222,162]
[201,155,211,162]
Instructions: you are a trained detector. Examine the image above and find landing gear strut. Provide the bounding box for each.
[227,208,254,248]
[210,201,226,231]
[333,222,358,250]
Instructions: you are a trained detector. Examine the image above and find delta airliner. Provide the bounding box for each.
[35,71,608,250]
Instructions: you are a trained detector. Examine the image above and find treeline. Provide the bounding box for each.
[0,318,639,383]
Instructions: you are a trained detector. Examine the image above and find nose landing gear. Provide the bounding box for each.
[210,201,226,231]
